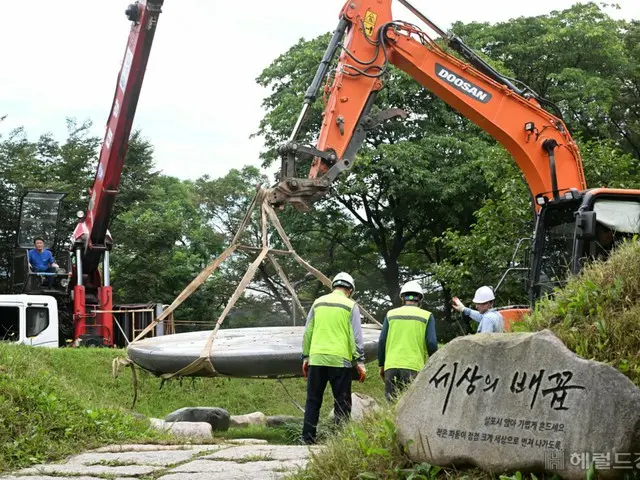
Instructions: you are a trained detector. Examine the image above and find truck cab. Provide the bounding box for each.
[0,294,59,348]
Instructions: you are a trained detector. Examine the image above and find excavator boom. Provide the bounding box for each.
[269,0,587,211]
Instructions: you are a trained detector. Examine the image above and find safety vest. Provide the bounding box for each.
[384,305,432,371]
[308,291,357,362]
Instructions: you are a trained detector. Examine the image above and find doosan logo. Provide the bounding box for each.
[435,64,492,103]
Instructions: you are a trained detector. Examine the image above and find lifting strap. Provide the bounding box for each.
[113,185,381,392]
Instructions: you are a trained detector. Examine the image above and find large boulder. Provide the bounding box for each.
[164,407,230,432]
[329,393,380,422]
[395,329,640,480]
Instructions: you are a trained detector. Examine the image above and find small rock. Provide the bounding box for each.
[395,329,640,480]
[150,417,212,440]
[328,393,380,422]
[266,415,303,427]
[165,407,230,432]
[229,411,267,428]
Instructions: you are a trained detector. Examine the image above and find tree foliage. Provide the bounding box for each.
[0,3,637,341]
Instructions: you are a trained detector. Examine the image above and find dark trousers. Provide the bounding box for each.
[37,266,57,288]
[302,365,352,443]
[384,368,418,402]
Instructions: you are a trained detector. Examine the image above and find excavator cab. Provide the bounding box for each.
[572,191,640,265]
[532,189,640,298]
[499,188,640,330]
[11,190,70,297]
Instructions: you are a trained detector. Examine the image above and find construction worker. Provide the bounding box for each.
[300,272,366,445]
[377,280,438,402]
[28,237,59,288]
[452,285,504,333]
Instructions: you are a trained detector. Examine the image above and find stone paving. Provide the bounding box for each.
[0,440,321,480]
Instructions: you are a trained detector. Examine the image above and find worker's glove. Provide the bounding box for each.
[302,359,309,379]
[356,363,367,383]
[379,366,385,380]
[452,296,465,313]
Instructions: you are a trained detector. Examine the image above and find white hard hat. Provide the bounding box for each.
[332,272,355,290]
[400,280,423,299]
[473,285,495,303]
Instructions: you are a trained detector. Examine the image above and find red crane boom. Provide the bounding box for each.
[70,0,164,347]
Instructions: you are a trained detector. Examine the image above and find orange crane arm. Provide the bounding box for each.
[269,0,587,211]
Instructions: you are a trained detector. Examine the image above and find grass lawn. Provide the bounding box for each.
[0,342,385,472]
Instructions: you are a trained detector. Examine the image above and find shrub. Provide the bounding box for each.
[515,238,640,386]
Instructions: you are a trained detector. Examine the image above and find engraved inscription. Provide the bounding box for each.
[429,363,585,414]
[435,426,564,450]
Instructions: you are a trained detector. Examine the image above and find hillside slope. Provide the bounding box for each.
[519,238,640,386]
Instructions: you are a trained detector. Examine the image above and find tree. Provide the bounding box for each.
[0,119,98,291]
[109,175,226,322]
[254,34,496,324]
[451,2,640,159]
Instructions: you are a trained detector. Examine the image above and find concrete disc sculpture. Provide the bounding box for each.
[127,325,381,378]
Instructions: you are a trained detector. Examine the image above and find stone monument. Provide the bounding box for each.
[395,330,640,480]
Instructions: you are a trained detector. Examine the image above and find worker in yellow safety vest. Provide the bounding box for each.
[378,280,438,401]
[300,272,366,444]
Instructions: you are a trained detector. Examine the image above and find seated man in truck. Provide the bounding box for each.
[28,237,59,288]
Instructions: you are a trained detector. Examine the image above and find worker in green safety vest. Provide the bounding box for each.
[300,272,366,444]
[378,280,438,402]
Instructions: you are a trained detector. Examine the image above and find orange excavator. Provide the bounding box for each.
[268,0,640,329]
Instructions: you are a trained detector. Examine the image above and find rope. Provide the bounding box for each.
[113,317,131,345]
[277,378,305,414]
[112,357,138,410]
[264,200,382,327]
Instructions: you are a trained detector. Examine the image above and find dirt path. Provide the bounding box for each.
[0,440,320,480]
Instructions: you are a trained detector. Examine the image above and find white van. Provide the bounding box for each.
[0,294,59,348]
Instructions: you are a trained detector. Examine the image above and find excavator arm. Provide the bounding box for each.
[269,0,587,212]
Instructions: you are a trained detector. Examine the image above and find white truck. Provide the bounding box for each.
[0,294,59,348]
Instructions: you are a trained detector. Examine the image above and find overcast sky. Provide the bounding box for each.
[1,1,638,182]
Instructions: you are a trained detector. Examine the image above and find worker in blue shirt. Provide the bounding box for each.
[452,285,504,333]
[28,237,58,288]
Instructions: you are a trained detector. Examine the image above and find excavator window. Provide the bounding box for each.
[581,198,640,263]
[16,191,65,249]
[534,196,640,300]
